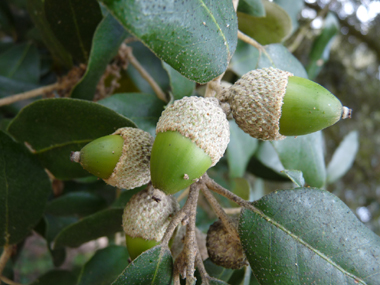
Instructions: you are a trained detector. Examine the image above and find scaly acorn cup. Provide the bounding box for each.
[122,187,180,260]
[206,218,248,269]
[226,67,352,140]
[150,96,230,194]
[70,127,154,190]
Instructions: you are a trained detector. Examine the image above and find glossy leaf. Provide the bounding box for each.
[7,98,136,180]
[230,41,307,78]
[44,0,102,63]
[98,93,165,137]
[70,13,129,100]
[327,131,359,184]
[45,192,107,216]
[126,41,170,96]
[274,0,304,33]
[27,0,72,67]
[238,0,265,17]
[307,12,339,80]
[272,132,326,187]
[0,131,51,246]
[237,1,291,45]
[281,169,305,187]
[227,120,258,178]
[111,245,173,285]
[30,270,77,285]
[0,43,40,84]
[77,245,129,285]
[162,62,195,100]
[53,208,123,248]
[100,0,238,83]
[239,188,380,284]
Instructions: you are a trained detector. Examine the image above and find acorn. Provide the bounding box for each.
[225,67,352,140]
[70,127,154,190]
[122,187,180,260]
[206,218,248,269]
[150,96,230,194]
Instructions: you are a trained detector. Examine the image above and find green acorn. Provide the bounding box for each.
[70,127,154,190]
[206,218,248,269]
[122,187,180,260]
[226,67,351,140]
[150,96,230,194]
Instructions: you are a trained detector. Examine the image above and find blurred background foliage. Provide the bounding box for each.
[1,0,380,283]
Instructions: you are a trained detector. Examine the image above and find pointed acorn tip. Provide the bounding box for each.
[342,106,352,119]
[70,151,81,163]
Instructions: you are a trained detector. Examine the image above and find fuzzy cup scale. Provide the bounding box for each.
[71,127,153,190]
[122,188,179,259]
[206,218,248,269]
[151,96,230,194]
[227,67,351,140]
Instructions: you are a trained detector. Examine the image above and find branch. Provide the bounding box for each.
[122,44,167,102]
[237,30,264,51]
[0,83,59,107]
[0,245,12,277]
[0,276,23,285]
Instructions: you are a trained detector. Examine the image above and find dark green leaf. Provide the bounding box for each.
[77,245,129,285]
[98,93,165,137]
[7,98,136,180]
[112,245,173,285]
[100,0,238,83]
[307,12,339,80]
[0,131,51,246]
[237,1,291,45]
[281,169,305,187]
[71,13,129,100]
[326,131,359,184]
[126,41,170,96]
[111,187,143,208]
[246,156,289,182]
[46,192,107,216]
[53,208,123,248]
[0,75,37,99]
[230,41,307,78]
[0,43,40,84]
[162,62,195,100]
[273,0,304,33]
[272,132,326,187]
[30,270,77,285]
[239,188,380,284]
[227,120,258,178]
[238,0,265,17]
[44,0,103,63]
[195,259,234,284]
[27,0,72,67]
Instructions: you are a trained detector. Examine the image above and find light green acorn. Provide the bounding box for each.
[226,67,351,140]
[122,187,179,260]
[150,96,230,194]
[70,127,154,190]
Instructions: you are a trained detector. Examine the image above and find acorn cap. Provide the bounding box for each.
[104,127,154,190]
[206,217,248,269]
[155,96,230,166]
[122,187,180,242]
[228,67,351,140]
[151,96,230,193]
[228,67,292,140]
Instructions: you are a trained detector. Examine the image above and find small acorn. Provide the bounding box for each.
[150,96,230,194]
[122,187,180,260]
[70,127,154,190]
[225,67,351,140]
[206,218,248,269]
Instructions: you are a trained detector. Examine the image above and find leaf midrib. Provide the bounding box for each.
[33,139,92,154]
[246,206,367,284]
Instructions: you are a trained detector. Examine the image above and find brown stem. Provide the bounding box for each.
[0,83,60,107]
[195,249,210,285]
[123,44,167,102]
[0,245,12,277]
[237,31,264,51]
[0,276,22,285]
[201,186,239,239]
[184,183,200,285]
